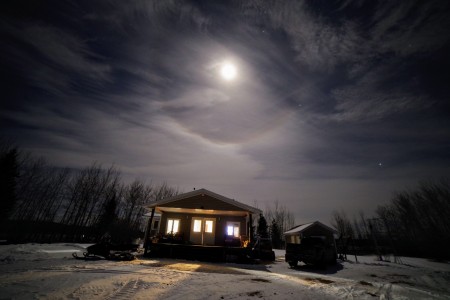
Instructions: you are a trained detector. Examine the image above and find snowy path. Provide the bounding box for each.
[1,244,450,299]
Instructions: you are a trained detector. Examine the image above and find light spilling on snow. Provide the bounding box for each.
[1,243,450,299]
[39,249,82,253]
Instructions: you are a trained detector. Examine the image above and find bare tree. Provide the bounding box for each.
[359,211,370,240]
[331,209,354,239]
[0,142,19,226]
[265,200,295,247]
[119,180,153,233]
[375,179,450,259]
[1,139,183,243]
[58,163,121,241]
[151,182,179,202]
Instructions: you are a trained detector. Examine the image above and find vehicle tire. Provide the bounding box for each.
[318,254,326,269]
[288,261,298,268]
[118,253,131,261]
[330,252,337,265]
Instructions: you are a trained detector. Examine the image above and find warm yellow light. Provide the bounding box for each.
[193,219,202,232]
[205,220,213,233]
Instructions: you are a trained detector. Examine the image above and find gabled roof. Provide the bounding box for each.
[143,188,262,214]
[284,221,337,235]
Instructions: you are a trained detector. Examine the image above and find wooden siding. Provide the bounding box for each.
[160,212,190,239]
[214,215,247,246]
[301,224,335,244]
[158,194,247,211]
[159,212,248,246]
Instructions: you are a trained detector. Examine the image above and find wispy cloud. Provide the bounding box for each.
[255,1,448,125]
[1,19,111,97]
[370,1,450,55]
[330,83,431,123]
[1,0,449,223]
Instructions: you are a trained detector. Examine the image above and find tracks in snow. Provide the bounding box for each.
[106,279,158,300]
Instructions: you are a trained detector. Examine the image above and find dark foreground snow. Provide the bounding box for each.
[1,244,450,299]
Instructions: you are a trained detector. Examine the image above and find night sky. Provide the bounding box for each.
[1,0,450,223]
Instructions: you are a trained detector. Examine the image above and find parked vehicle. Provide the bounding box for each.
[285,236,336,267]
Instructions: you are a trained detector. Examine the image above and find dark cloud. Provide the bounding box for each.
[1,0,449,223]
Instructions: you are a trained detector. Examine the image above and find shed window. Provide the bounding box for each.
[167,219,180,234]
[288,235,300,244]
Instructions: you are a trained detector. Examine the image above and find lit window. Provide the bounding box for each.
[167,220,173,233]
[205,220,213,233]
[193,219,202,232]
[226,222,240,237]
[233,226,239,237]
[167,219,180,234]
[227,226,233,236]
[288,235,300,244]
[173,220,179,233]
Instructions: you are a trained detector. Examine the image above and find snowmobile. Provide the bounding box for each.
[72,241,140,261]
[248,237,276,261]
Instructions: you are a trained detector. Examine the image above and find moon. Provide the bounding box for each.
[220,63,237,80]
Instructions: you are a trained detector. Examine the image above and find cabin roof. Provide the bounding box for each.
[284,221,337,235]
[143,188,262,214]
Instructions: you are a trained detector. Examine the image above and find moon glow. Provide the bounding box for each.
[220,63,237,80]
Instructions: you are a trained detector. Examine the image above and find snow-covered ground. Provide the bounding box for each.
[1,244,449,299]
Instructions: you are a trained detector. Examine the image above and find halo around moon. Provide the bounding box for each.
[220,63,237,80]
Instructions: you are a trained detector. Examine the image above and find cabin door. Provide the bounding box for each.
[190,218,216,245]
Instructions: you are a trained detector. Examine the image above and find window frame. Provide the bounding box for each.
[226,222,240,238]
[204,220,214,233]
[166,218,180,234]
[152,220,159,230]
[193,219,202,233]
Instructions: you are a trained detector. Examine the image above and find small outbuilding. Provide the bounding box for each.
[284,221,338,266]
[284,221,337,245]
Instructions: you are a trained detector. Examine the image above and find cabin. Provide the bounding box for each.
[142,188,261,261]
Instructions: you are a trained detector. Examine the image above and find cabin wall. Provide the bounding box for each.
[214,215,247,246]
[159,212,248,246]
[159,212,190,238]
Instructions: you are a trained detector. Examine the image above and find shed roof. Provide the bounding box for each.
[143,188,262,214]
[284,221,337,235]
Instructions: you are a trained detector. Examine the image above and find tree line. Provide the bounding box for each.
[256,200,296,249]
[0,141,178,243]
[331,179,450,260]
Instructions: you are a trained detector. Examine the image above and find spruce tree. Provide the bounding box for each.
[270,220,282,249]
[257,214,269,238]
[97,194,118,239]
